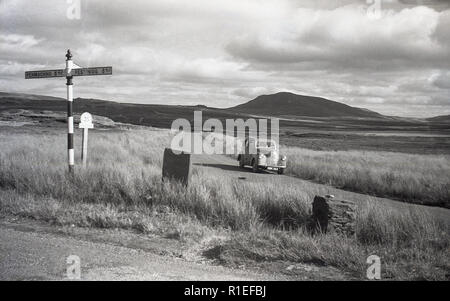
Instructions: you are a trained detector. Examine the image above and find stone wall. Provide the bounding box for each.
[310,195,356,236]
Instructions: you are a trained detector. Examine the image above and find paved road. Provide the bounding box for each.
[191,154,450,225]
[0,220,288,281]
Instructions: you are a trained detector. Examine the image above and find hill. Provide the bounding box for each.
[1,91,450,154]
[0,92,241,129]
[1,91,446,134]
[231,92,382,118]
[427,115,450,122]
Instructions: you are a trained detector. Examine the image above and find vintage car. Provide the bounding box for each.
[237,137,287,174]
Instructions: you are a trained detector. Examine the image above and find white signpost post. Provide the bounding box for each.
[79,112,94,167]
[25,50,112,174]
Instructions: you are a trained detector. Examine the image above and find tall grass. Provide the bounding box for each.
[283,147,450,207]
[0,129,316,230]
[0,128,448,279]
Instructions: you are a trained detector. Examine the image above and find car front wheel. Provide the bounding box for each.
[239,156,245,168]
[277,168,285,175]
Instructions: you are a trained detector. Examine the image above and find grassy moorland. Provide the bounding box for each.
[282,147,450,208]
[0,128,449,280]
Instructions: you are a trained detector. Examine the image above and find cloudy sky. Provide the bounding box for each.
[1,0,449,117]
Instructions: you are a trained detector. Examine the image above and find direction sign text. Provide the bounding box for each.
[25,67,112,79]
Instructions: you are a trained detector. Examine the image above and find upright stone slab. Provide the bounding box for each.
[311,195,356,236]
[162,148,191,185]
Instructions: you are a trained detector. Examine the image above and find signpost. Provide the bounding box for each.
[79,112,94,167]
[25,49,112,174]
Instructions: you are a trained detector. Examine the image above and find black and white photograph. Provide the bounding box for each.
[0,0,449,287]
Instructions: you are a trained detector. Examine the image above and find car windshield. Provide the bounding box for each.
[256,141,275,148]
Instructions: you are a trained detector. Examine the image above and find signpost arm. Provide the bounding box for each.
[66,50,75,174]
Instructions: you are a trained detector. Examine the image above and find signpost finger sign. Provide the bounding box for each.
[25,67,112,79]
[25,49,112,174]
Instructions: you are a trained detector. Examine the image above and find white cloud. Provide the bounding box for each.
[231,87,275,99]
[431,71,450,89]
[0,0,449,117]
[227,5,449,68]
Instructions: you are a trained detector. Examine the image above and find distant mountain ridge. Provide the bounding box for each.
[231,92,382,118]
[427,115,450,122]
[2,91,448,133]
[3,91,447,122]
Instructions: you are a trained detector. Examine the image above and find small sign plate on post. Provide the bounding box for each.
[79,112,94,129]
[79,112,94,167]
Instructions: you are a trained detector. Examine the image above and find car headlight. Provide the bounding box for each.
[281,155,286,161]
[258,153,264,159]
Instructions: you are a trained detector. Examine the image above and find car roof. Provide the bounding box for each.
[247,137,276,144]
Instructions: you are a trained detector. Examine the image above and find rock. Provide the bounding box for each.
[162,148,192,186]
[310,195,356,236]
